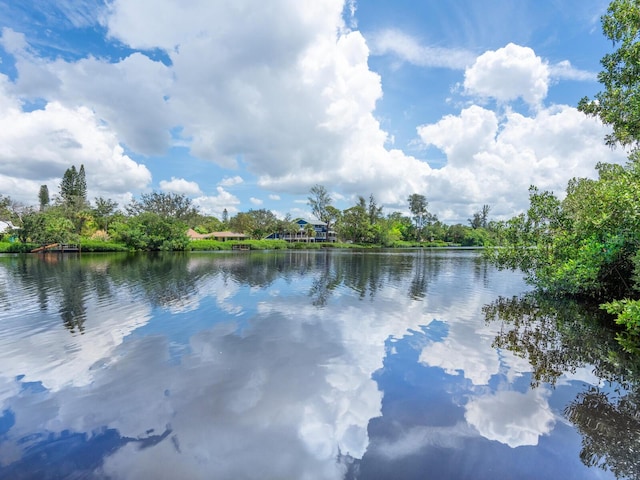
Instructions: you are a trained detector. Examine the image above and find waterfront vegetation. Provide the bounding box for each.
[0,173,497,254]
[487,0,640,355]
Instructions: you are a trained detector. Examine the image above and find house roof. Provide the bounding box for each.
[295,218,326,226]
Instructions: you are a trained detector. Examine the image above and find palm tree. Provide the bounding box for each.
[304,223,316,243]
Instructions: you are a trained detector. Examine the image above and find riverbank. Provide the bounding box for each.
[0,239,457,253]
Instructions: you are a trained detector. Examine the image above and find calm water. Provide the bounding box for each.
[0,250,637,479]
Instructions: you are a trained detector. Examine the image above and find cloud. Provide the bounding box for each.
[368,29,475,69]
[269,194,281,201]
[159,177,202,196]
[0,81,151,205]
[463,43,549,107]
[0,5,626,223]
[249,197,263,206]
[549,60,596,82]
[192,187,241,218]
[219,176,244,187]
[416,103,626,220]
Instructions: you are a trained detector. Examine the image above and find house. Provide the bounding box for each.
[265,218,336,243]
[186,229,248,241]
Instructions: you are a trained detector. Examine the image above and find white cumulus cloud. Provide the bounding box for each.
[0,81,151,205]
[159,177,202,196]
[464,43,549,107]
[219,176,244,187]
[193,187,241,218]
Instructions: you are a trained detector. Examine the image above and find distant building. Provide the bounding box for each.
[186,229,248,242]
[265,218,336,242]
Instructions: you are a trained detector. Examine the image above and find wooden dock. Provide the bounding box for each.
[31,243,81,253]
[231,243,250,251]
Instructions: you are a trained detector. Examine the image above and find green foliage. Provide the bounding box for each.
[228,209,279,239]
[78,240,129,252]
[0,242,38,253]
[308,184,340,232]
[602,299,640,354]
[338,196,371,243]
[59,164,88,208]
[93,197,119,231]
[126,192,199,224]
[38,185,50,211]
[488,157,640,351]
[188,239,226,250]
[578,0,640,148]
[112,213,189,251]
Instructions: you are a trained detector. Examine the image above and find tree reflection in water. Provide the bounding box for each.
[484,293,640,479]
[565,387,640,480]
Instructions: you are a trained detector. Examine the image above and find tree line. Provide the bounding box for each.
[0,168,498,252]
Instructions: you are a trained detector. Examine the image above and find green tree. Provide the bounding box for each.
[229,209,278,239]
[487,158,640,350]
[408,193,432,241]
[126,192,199,224]
[578,0,640,148]
[18,210,76,244]
[111,212,189,251]
[308,185,336,232]
[339,196,371,243]
[368,194,383,225]
[325,205,341,237]
[93,197,119,232]
[38,185,50,211]
[59,164,88,208]
[469,204,491,229]
[59,165,77,203]
[77,164,87,201]
[304,222,316,242]
[193,214,224,234]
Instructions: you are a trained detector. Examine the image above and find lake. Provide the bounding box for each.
[0,249,637,479]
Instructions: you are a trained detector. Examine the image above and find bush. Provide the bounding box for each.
[78,240,129,252]
[188,240,227,250]
[0,242,38,253]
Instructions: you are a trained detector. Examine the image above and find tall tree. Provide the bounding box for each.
[38,185,50,211]
[77,164,87,201]
[408,193,430,241]
[578,0,640,148]
[408,194,428,229]
[308,184,334,230]
[368,194,383,225]
[59,165,77,203]
[468,205,491,229]
[59,164,88,207]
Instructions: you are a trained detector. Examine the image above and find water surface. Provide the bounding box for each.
[0,250,637,479]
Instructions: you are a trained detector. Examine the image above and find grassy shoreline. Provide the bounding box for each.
[0,239,461,254]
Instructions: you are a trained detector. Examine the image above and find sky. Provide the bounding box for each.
[0,0,629,224]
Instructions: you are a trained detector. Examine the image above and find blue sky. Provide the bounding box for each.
[0,0,627,223]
